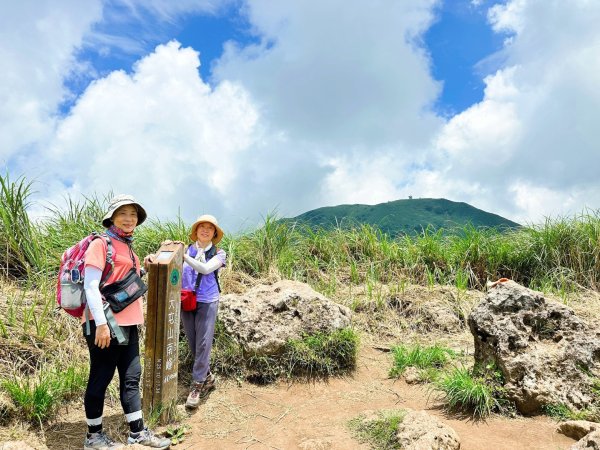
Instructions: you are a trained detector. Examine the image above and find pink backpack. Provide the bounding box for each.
[57,233,114,317]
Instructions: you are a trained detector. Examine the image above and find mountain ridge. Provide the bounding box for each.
[285,198,520,235]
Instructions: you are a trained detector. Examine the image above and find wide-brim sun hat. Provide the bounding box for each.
[189,214,224,244]
[102,194,148,228]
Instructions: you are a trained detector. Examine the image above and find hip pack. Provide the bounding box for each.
[101,267,147,313]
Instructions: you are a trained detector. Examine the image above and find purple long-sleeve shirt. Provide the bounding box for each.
[180,243,226,303]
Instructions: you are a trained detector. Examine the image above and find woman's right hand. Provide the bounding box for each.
[95,324,111,349]
[161,240,185,246]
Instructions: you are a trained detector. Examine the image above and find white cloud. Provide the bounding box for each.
[204,0,453,225]
[5,0,600,231]
[213,0,443,148]
[430,0,600,223]
[37,41,259,223]
[0,0,102,161]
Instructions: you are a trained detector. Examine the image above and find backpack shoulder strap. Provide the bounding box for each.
[209,246,221,293]
[207,245,218,259]
[101,235,114,285]
[90,233,114,286]
[192,246,221,293]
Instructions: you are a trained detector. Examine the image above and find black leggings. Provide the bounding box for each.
[83,322,142,420]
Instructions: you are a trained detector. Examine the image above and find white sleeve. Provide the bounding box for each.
[84,266,106,326]
[183,253,223,275]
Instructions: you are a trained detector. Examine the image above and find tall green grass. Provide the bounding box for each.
[3,173,600,296]
[389,343,455,378]
[2,364,88,424]
[0,174,43,278]
[432,365,509,419]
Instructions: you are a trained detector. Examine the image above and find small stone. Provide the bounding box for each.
[558,420,599,440]
[403,366,421,384]
[396,410,460,450]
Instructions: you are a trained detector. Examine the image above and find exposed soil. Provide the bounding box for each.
[173,345,574,450]
[6,339,577,450]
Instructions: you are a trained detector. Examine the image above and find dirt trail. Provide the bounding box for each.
[180,346,575,449]
[17,337,580,449]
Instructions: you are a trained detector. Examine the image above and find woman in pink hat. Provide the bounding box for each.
[179,215,226,408]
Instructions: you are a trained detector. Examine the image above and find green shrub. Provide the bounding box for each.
[433,365,506,418]
[348,409,406,450]
[389,343,455,378]
[210,324,359,382]
[543,403,600,422]
[2,376,56,424]
[283,328,359,377]
[415,366,443,383]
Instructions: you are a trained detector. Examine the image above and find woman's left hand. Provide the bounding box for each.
[143,253,156,270]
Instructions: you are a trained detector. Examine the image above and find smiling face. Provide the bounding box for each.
[196,222,216,246]
[111,204,138,233]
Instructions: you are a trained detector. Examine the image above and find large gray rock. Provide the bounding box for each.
[396,410,461,450]
[219,280,352,355]
[571,430,600,449]
[469,280,600,415]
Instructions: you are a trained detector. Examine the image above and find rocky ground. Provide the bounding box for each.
[2,281,600,449]
[37,344,575,449]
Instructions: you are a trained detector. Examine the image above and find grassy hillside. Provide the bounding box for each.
[286,198,520,235]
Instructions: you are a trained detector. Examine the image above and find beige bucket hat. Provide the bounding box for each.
[189,214,224,244]
[102,194,147,228]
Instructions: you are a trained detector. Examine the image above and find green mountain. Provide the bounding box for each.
[286,198,520,235]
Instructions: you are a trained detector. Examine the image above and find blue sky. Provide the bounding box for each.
[425,0,506,115]
[65,0,504,118]
[2,0,599,230]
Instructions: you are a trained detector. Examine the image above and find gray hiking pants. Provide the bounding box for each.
[180,300,219,383]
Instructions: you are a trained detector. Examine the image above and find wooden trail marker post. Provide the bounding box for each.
[142,242,184,422]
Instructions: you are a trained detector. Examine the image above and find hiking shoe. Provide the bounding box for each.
[83,430,124,449]
[127,427,171,449]
[201,372,216,396]
[185,381,203,409]
[186,373,216,409]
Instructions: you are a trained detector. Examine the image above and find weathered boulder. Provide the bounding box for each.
[468,280,600,415]
[219,280,352,355]
[571,430,600,449]
[396,410,461,450]
[559,421,600,440]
